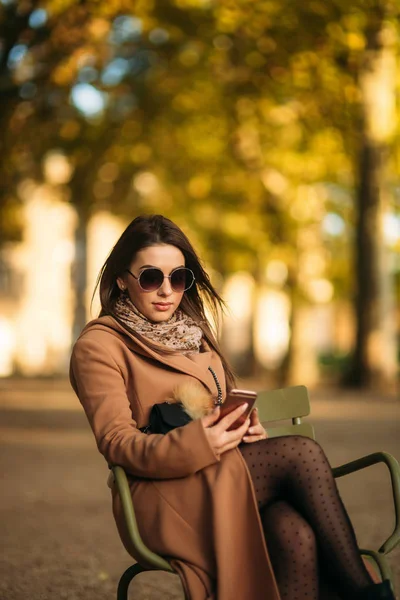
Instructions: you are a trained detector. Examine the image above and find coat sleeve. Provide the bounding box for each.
[70,335,219,479]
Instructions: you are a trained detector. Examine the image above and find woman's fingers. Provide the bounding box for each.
[248,407,258,427]
[242,433,267,443]
[201,405,221,428]
[242,416,268,443]
[218,419,250,453]
[216,402,248,432]
[203,405,251,456]
[225,414,250,440]
[247,423,267,436]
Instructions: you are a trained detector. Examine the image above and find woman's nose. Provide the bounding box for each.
[158,277,173,296]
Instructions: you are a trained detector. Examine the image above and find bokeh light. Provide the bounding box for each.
[70,83,107,118]
[28,8,47,29]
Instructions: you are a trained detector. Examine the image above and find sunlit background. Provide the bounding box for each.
[0,0,399,393]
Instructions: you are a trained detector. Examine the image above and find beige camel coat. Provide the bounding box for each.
[70,315,281,600]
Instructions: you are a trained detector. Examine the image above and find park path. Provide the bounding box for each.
[0,379,399,600]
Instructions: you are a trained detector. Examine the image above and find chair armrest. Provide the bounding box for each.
[332,452,400,554]
[111,465,174,572]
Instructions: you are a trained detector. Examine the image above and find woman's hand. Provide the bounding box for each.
[201,404,250,457]
[242,407,268,444]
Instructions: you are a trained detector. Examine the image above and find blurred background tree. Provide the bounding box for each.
[0,0,398,390]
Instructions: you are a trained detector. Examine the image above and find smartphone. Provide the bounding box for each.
[217,388,258,431]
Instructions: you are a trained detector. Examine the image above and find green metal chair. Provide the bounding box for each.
[110,385,400,599]
[110,465,175,599]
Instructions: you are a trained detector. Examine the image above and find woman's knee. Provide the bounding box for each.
[292,435,324,455]
[287,436,332,474]
[292,518,317,558]
[262,502,317,561]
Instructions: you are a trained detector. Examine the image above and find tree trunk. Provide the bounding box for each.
[347,17,398,391]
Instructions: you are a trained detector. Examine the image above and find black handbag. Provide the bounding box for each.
[141,402,192,434]
[140,367,222,434]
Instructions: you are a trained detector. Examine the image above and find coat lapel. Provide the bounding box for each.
[81,316,220,394]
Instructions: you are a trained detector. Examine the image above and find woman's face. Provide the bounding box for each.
[117,244,186,322]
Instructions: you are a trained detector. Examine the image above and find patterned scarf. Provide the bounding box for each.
[114,291,203,354]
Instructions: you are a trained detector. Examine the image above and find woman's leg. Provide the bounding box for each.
[261,500,319,600]
[239,436,376,599]
[261,501,348,600]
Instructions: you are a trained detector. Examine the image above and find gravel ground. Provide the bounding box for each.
[0,380,399,600]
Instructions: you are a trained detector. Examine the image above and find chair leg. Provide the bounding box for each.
[117,563,147,600]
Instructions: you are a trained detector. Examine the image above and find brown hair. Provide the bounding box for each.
[93,214,236,389]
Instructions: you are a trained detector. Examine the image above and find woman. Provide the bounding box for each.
[70,214,395,600]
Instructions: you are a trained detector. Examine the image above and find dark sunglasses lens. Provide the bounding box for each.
[139,268,164,291]
[171,268,194,292]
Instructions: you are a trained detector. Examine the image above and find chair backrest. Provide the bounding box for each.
[255,385,315,440]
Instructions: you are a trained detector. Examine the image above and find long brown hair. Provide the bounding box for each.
[93,214,236,389]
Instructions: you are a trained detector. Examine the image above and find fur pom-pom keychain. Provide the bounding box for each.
[168,380,215,420]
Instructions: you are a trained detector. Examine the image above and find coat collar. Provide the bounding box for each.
[78,316,222,395]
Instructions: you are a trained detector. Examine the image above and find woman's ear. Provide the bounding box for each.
[116,277,126,291]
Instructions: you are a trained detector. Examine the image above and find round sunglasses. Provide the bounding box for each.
[126,266,195,293]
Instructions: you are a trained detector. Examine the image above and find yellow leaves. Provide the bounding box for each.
[98,162,120,183]
[257,37,277,54]
[344,84,360,103]
[96,0,142,18]
[341,11,367,34]
[221,212,252,238]
[178,45,202,67]
[194,204,219,225]
[108,145,125,163]
[221,172,248,194]
[187,175,212,199]
[52,48,92,86]
[290,186,324,224]
[291,51,319,70]
[234,124,262,167]
[174,0,212,8]
[277,122,303,147]
[88,18,110,41]
[173,92,199,112]
[326,20,365,52]
[213,34,233,51]
[307,1,331,17]
[311,128,344,156]
[245,52,266,69]
[10,102,34,131]
[326,22,346,44]
[132,171,159,196]
[59,120,80,140]
[129,144,152,164]
[121,120,142,140]
[346,32,365,51]
[267,104,299,125]
[252,0,281,17]
[52,56,77,86]
[176,116,227,160]
[47,0,79,18]
[290,51,319,89]
[216,4,245,34]
[218,209,268,255]
[261,168,289,197]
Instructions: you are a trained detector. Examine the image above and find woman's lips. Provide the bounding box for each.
[153,303,172,311]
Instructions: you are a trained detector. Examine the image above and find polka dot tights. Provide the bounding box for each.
[239,435,374,600]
